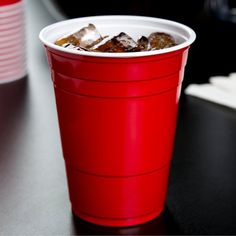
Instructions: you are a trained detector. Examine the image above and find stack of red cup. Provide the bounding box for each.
[0,0,27,83]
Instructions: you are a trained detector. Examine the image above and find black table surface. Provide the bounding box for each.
[1,1,236,235]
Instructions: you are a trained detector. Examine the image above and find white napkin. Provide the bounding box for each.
[185,73,236,109]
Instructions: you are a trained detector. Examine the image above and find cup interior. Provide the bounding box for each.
[40,15,196,58]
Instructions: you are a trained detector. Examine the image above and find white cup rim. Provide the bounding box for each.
[39,15,196,58]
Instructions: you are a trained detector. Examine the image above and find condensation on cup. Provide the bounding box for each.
[0,0,27,84]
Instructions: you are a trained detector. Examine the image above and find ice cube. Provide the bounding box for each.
[55,24,103,50]
[62,43,85,51]
[73,23,103,49]
[94,32,140,52]
[55,35,80,47]
[137,36,150,51]
[148,32,176,50]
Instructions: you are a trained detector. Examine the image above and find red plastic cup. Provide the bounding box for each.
[40,15,195,227]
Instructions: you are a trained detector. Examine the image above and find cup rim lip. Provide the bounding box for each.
[39,15,196,58]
